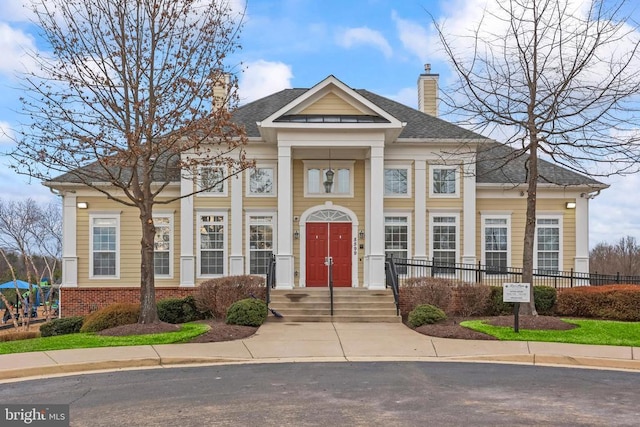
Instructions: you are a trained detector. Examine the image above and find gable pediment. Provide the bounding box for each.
[257,75,404,142]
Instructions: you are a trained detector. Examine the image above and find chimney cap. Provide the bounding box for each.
[424,63,431,73]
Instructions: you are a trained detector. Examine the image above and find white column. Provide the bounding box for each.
[414,160,427,260]
[180,174,195,286]
[229,174,244,275]
[366,145,386,289]
[363,159,371,286]
[276,145,294,289]
[62,193,78,287]
[574,196,589,284]
[462,162,476,282]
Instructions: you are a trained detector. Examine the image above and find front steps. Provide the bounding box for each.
[267,288,400,323]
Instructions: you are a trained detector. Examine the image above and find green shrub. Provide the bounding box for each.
[196,275,266,319]
[534,286,557,315]
[225,298,267,326]
[488,286,514,315]
[407,304,447,328]
[80,303,140,333]
[157,296,205,324]
[40,316,84,337]
[400,277,454,315]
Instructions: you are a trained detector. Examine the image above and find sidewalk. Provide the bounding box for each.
[1,322,639,382]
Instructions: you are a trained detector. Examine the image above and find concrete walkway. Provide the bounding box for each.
[1,322,639,382]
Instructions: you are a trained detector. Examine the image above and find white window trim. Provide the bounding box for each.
[534,214,563,271]
[303,160,355,198]
[383,212,412,259]
[429,164,460,198]
[428,211,460,273]
[153,212,174,279]
[480,213,511,274]
[89,212,121,279]
[245,211,277,275]
[246,163,277,197]
[196,211,228,278]
[196,166,228,197]
[384,162,412,198]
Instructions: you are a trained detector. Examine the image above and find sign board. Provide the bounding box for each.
[503,283,531,303]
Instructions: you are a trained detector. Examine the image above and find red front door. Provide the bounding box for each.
[306,222,352,287]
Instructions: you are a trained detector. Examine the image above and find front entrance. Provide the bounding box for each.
[306,222,352,287]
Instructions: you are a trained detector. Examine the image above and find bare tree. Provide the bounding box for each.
[434,0,640,314]
[590,236,640,276]
[11,0,251,323]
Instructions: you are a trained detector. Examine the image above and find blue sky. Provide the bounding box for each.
[0,0,637,248]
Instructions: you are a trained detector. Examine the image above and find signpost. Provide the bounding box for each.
[503,283,531,333]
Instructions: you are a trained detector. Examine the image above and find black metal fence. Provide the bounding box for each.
[386,256,640,288]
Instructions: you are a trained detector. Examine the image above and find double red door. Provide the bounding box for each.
[306,222,352,287]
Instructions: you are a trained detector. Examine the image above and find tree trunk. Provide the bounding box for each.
[138,204,159,324]
[521,137,539,316]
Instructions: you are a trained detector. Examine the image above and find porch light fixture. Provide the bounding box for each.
[565,202,576,209]
[77,202,88,209]
[323,169,335,193]
[358,230,365,240]
[293,230,300,239]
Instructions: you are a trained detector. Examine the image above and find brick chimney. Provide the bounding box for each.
[418,64,439,116]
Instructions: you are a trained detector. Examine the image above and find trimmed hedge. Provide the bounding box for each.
[556,285,640,321]
[450,285,491,316]
[40,316,84,337]
[80,303,140,333]
[226,298,268,326]
[400,277,454,314]
[196,275,266,319]
[157,296,206,324]
[407,304,447,328]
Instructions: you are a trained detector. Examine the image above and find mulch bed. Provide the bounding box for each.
[414,315,577,340]
[73,316,578,343]
[97,319,258,342]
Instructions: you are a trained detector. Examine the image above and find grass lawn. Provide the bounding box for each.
[461,318,640,347]
[0,322,210,355]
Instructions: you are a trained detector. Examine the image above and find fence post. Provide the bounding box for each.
[476,261,481,284]
[617,272,620,284]
[570,268,574,288]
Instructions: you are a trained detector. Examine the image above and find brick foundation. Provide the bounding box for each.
[60,287,198,316]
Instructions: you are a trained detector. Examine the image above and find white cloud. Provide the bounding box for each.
[0,122,14,144]
[0,0,34,23]
[0,22,38,76]
[590,174,640,247]
[386,87,417,109]
[239,60,293,104]
[337,27,393,58]
[391,11,436,63]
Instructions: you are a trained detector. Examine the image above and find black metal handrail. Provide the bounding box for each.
[385,256,400,316]
[265,254,276,305]
[328,258,334,316]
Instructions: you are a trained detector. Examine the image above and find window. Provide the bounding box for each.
[90,215,119,278]
[248,167,275,196]
[431,215,457,274]
[384,168,410,196]
[536,217,561,273]
[198,214,226,276]
[198,166,226,195]
[248,215,274,274]
[385,216,409,274]
[304,161,354,197]
[153,215,172,277]
[430,166,458,197]
[483,217,510,274]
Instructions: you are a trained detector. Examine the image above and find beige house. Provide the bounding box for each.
[47,70,606,305]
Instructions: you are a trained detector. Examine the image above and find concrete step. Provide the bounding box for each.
[267,287,400,323]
